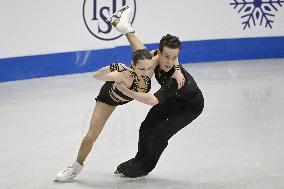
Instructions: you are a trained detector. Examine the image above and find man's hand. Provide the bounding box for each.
[171,69,185,89]
[171,58,185,89]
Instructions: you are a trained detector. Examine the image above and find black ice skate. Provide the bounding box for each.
[122,161,148,178]
[114,158,135,174]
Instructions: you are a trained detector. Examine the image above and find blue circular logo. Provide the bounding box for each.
[83,0,136,41]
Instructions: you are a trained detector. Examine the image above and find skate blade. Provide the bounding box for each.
[53,178,60,182]
[114,169,123,174]
[106,5,129,23]
[53,178,70,183]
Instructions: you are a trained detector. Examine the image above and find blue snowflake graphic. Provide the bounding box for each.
[230,0,284,29]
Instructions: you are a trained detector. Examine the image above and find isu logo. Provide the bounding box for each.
[83,0,136,40]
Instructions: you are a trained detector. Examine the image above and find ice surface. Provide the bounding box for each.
[0,59,284,189]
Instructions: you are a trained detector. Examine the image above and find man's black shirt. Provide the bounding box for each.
[153,64,203,104]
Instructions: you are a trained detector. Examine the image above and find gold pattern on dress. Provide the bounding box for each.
[109,87,129,103]
[110,63,127,72]
[108,71,151,103]
[137,76,151,93]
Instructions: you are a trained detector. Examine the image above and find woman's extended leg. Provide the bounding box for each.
[54,101,115,182]
[76,101,116,164]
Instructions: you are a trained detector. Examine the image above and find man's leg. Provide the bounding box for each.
[140,109,201,173]
[124,100,204,177]
[115,102,172,174]
[135,102,174,160]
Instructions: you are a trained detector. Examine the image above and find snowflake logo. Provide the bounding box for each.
[230,0,284,29]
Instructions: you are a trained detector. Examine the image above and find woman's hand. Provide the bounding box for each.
[116,70,133,87]
[114,81,130,95]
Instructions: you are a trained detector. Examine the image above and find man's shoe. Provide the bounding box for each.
[114,158,135,174]
[122,161,148,178]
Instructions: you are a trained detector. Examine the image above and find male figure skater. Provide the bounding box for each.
[111,6,204,178]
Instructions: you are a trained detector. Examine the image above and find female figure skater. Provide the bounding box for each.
[54,49,153,182]
[110,6,204,178]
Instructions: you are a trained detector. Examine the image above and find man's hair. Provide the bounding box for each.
[132,49,152,65]
[159,34,181,52]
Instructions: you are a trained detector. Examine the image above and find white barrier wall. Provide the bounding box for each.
[133,1,284,42]
[0,0,110,58]
[1,0,284,58]
[0,0,284,82]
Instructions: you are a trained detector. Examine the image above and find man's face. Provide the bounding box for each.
[158,47,180,72]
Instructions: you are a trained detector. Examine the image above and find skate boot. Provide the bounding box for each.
[114,158,135,174]
[54,161,83,182]
[107,5,134,34]
[106,5,129,23]
[122,160,148,178]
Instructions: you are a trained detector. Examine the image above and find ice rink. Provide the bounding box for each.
[1,59,284,189]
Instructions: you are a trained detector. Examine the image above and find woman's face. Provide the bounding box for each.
[133,59,153,78]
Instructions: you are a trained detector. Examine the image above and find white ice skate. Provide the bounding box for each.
[106,5,129,23]
[107,5,135,34]
[54,161,83,182]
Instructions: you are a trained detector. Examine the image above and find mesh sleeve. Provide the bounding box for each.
[154,78,178,104]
